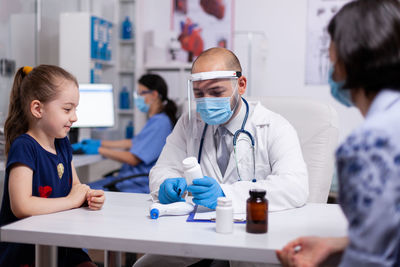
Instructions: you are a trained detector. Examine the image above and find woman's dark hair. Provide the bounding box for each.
[328,0,400,94]
[138,74,177,125]
[4,65,78,156]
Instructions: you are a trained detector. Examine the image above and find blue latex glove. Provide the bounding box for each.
[187,176,225,210]
[71,142,82,152]
[81,139,101,147]
[81,142,100,154]
[76,139,101,154]
[158,178,187,204]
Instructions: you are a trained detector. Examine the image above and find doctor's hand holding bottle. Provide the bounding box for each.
[158,176,224,209]
[188,176,224,209]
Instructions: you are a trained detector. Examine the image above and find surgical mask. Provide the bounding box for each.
[134,95,150,113]
[195,88,238,125]
[328,66,353,107]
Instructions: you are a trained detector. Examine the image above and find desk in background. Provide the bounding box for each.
[0,192,348,266]
[73,154,121,183]
[73,154,103,168]
[72,155,122,184]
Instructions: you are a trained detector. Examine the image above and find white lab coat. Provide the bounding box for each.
[150,100,309,213]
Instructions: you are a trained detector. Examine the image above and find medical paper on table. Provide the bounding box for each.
[187,205,246,223]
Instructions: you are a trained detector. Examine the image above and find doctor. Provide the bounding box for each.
[150,47,309,213]
[134,48,309,267]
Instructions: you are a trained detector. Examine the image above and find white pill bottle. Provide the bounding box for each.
[216,197,233,234]
[182,157,203,186]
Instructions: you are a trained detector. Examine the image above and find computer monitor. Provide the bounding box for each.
[73,83,115,128]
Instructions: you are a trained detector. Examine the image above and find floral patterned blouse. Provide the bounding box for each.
[337,90,400,267]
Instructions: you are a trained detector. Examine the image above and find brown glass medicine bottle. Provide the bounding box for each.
[246,189,268,233]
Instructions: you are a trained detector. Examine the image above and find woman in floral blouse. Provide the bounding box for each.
[277,0,400,266]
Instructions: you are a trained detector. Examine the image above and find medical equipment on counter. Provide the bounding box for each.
[198,97,256,182]
[121,16,132,39]
[216,197,233,234]
[182,157,203,185]
[119,86,130,109]
[246,189,268,233]
[150,202,195,219]
[125,120,134,139]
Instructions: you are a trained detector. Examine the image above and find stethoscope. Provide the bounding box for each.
[197,97,256,182]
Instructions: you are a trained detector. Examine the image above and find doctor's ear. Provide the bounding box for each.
[30,100,43,119]
[237,76,247,95]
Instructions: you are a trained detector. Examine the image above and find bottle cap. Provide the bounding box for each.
[249,188,266,198]
[217,197,232,207]
[182,157,198,170]
[150,208,159,219]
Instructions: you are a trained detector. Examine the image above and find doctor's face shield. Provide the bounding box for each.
[188,70,242,125]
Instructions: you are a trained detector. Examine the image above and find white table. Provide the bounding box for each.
[0,192,348,265]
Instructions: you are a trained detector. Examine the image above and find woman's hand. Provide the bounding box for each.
[276,236,348,267]
[86,189,105,210]
[67,183,90,208]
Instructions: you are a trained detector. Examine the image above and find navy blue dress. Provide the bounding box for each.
[0,134,92,267]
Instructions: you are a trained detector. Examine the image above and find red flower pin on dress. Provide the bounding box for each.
[38,186,52,198]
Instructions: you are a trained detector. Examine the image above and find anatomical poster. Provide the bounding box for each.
[305,0,350,85]
[172,0,233,63]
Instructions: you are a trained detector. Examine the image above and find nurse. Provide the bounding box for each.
[277,0,400,266]
[74,74,176,193]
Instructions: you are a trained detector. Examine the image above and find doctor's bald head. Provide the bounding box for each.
[191,47,242,74]
[191,47,247,102]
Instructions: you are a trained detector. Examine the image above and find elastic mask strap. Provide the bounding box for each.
[230,82,240,114]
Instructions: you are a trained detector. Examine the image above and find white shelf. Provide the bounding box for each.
[144,62,192,71]
[115,0,136,138]
[120,39,135,45]
[92,59,115,67]
[117,109,134,115]
[119,69,134,74]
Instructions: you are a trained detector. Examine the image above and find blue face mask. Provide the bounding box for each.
[134,96,150,113]
[195,97,233,125]
[328,66,353,107]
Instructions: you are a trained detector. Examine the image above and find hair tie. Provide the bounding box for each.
[23,66,33,75]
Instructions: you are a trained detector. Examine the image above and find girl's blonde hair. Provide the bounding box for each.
[4,64,78,156]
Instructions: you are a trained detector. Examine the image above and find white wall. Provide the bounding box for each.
[38,0,116,65]
[236,0,364,141]
[136,0,363,141]
[9,0,363,140]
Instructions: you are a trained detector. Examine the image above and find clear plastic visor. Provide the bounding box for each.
[187,71,241,121]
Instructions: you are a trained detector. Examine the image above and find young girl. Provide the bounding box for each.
[0,65,105,267]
